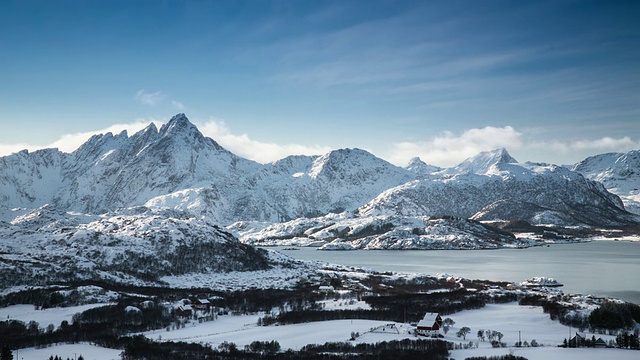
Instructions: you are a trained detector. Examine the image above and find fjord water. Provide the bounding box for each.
[274,241,640,304]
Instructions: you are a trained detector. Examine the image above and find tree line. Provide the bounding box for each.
[122,336,452,360]
[520,295,640,333]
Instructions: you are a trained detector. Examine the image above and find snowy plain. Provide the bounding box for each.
[138,302,634,359]
[0,303,110,329]
[5,301,639,359]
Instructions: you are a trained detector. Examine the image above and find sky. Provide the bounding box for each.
[0,0,639,167]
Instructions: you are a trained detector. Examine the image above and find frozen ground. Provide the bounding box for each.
[450,347,639,360]
[5,302,638,359]
[11,343,121,360]
[140,301,634,359]
[0,303,110,329]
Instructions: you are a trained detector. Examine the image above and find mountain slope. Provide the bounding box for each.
[0,206,272,288]
[405,157,442,177]
[358,150,636,226]
[0,148,68,210]
[56,114,261,218]
[572,150,640,215]
[441,147,518,176]
[232,212,535,250]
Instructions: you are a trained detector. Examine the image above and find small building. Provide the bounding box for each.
[176,304,193,317]
[194,299,211,312]
[594,337,608,348]
[569,332,586,347]
[318,285,335,293]
[416,313,443,336]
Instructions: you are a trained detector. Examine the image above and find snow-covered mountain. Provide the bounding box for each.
[1,114,638,254]
[572,150,640,215]
[440,147,517,176]
[0,206,273,287]
[358,149,636,226]
[0,114,416,224]
[404,157,442,177]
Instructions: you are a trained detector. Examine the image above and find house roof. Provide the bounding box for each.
[417,313,440,328]
[595,338,607,345]
[422,313,440,322]
[196,299,210,304]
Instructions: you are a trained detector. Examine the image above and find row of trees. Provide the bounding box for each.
[122,336,452,360]
[521,295,640,333]
[589,302,640,330]
[616,331,640,349]
[0,301,175,349]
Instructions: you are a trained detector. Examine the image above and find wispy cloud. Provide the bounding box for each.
[196,118,332,163]
[171,100,186,110]
[1,120,636,169]
[528,137,640,159]
[0,116,329,162]
[386,126,640,167]
[0,119,159,156]
[48,120,158,153]
[0,143,38,157]
[134,90,164,106]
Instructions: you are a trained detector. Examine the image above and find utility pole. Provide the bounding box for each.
[519,330,521,346]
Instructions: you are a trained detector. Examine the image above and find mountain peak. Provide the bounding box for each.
[448,148,518,175]
[405,157,441,175]
[493,148,517,164]
[159,113,198,136]
[408,157,424,166]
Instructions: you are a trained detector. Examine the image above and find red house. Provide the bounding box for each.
[416,313,442,336]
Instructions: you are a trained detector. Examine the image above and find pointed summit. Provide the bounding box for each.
[405,157,441,175]
[159,113,198,136]
[448,148,518,175]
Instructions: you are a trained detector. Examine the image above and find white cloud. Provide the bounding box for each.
[48,120,158,153]
[134,90,164,106]
[0,119,159,157]
[387,126,523,167]
[196,118,331,163]
[386,126,640,167]
[539,136,639,153]
[2,118,636,170]
[523,136,640,165]
[0,143,37,157]
[0,116,329,162]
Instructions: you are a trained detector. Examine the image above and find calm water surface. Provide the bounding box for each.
[269,241,640,304]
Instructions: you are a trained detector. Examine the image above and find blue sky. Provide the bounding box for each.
[1,0,638,166]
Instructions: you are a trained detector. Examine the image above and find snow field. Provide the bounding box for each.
[0,303,111,329]
[140,301,629,359]
[450,347,639,360]
[2,301,635,359]
[11,343,121,360]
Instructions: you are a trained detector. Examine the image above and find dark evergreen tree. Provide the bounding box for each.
[0,347,12,360]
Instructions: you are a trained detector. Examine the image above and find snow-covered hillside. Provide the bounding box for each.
[231,212,537,250]
[0,206,274,288]
[572,150,640,215]
[359,149,636,227]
